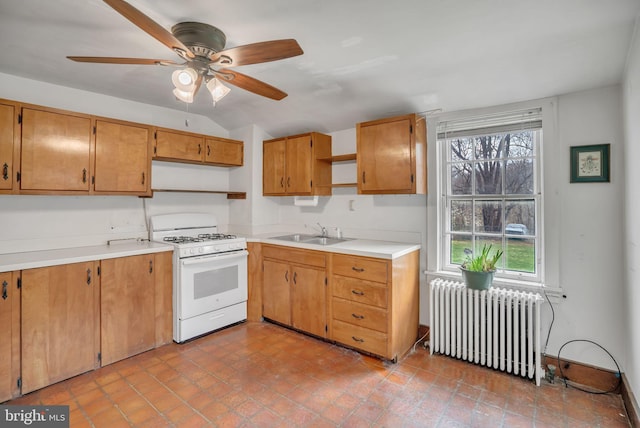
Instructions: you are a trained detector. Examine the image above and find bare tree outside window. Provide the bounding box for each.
[444,129,539,275]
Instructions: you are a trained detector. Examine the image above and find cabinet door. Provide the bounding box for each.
[358,117,413,193]
[291,265,326,338]
[155,129,204,162]
[21,262,98,394]
[262,259,291,325]
[154,252,173,347]
[286,135,312,194]
[94,120,150,194]
[0,272,19,402]
[21,108,92,191]
[0,102,15,191]
[101,255,156,366]
[263,139,287,195]
[206,137,243,166]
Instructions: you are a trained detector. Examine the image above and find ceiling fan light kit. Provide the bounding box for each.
[172,87,194,103]
[206,78,231,104]
[171,68,198,91]
[67,0,304,106]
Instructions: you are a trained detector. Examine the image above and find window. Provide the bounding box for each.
[437,108,543,283]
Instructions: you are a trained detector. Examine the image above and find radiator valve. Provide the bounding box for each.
[546,364,556,384]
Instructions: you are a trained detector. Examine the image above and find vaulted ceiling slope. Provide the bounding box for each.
[0,0,638,136]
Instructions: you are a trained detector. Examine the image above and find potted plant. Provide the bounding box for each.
[460,244,504,290]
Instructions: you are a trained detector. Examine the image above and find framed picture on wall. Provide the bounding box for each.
[570,144,610,183]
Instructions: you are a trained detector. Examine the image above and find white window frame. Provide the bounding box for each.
[431,105,549,289]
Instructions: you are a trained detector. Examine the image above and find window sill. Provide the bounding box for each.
[425,269,565,297]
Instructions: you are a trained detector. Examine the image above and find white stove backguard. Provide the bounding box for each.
[149,213,219,242]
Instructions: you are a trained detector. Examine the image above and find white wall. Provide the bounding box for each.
[426,87,626,372]
[623,17,640,404]
[0,73,235,253]
[551,85,626,371]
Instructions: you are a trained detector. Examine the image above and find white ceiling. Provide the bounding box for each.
[0,0,638,137]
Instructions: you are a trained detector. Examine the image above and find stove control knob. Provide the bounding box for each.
[198,247,204,253]
[190,248,196,255]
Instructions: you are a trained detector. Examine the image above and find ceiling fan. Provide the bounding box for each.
[67,0,303,104]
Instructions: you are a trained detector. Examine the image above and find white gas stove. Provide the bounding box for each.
[149,213,248,343]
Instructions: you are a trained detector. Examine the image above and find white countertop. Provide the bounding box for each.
[249,233,420,260]
[0,233,420,273]
[0,240,173,273]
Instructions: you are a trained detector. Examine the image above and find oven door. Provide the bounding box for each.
[177,250,248,320]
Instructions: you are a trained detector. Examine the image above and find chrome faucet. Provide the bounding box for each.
[317,222,328,237]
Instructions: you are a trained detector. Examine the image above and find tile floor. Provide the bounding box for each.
[4,322,631,427]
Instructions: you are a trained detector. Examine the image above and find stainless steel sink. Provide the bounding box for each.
[270,234,351,246]
[302,236,350,246]
[271,233,315,242]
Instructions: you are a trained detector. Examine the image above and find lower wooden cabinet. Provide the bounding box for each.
[262,245,328,338]
[21,262,99,394]
[0,271,20,402]
[3,250,173,398]
[330,251,420,361]
[259,245,419,361]
[100,255,156,366]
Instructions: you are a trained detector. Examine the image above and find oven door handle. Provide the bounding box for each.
[180,250,248,266]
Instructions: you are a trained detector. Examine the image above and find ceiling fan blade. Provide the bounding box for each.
[102,0,195,59]
[67,56,179,66]
[211,39,303,67]
[215,69,287,100]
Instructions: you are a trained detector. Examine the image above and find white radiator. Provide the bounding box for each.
[429,278,544,386]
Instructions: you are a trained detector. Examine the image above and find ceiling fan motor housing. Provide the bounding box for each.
[171,22,226,59]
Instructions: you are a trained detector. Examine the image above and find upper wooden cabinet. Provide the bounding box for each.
[356,113,426,194]
[154,128,204,163]
[154,128,244,166]
[0,101,17,193]
[263,132,331,196]
[94,119,151,195]
[20,107,92,193]
[205,136,243,166]
[5,102,152,196]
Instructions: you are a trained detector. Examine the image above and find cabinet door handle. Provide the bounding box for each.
[362,171,366,184]
[86,269,92,285]
[207,145,211,156]
[198,144,202,155]
[285,271,289,282]
[351,289,365,296]
[149,260,153,274]
[2,280,7,300]
[352,267,365,273]
[287,177,291,188]
[280,177,284,189]
[82,168,87,183]
[2,163,8,181]
[351,336,365,343]
[293,271,297,284]
[351,313,364,320]
[141,172,145,185]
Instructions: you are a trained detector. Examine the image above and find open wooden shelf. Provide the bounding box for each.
[148,189,246,199]
[319,153,357,163]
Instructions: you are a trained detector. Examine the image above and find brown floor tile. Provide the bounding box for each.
[3,322,632,427]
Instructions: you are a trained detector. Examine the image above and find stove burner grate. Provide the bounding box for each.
[198,233,237,240]
[163,233,237,244]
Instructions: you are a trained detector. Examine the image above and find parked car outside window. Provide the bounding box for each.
[505,223,529,235]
